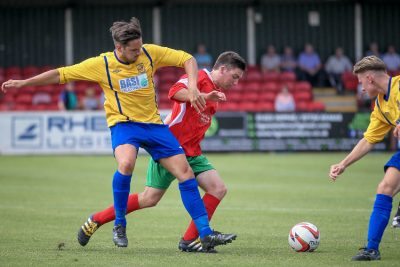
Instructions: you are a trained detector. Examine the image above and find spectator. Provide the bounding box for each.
[365,42,381,58]
[298,43,323,87]
[260,45,281,73]
[32,91,51,105]
[280,46,297,73]
[382,45,400,76]
[194,43,213,71]
[82,87,99,110]
[325,47,353,95]
[275,86,295,112]
[58,83,78,110]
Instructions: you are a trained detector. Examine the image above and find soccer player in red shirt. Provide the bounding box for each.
[77,51,246,252]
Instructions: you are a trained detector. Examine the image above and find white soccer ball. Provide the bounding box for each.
[288,222,320,252]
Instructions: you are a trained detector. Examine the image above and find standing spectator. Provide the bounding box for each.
[325,47,353,95]
[274,86,295,112]
[298,43,323,87]
[82,87,99,110]
[365,42,381,58]
[280,46,297,73]
[260,45,281,73]
[58,83,78,110]
[382,45,400,76]
[194,43,213,71]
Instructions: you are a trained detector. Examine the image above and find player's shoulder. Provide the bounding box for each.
[198,69,214,88]
[142,44,165,53]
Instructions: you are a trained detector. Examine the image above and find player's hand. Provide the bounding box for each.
[205,91,226,102]
[188,88,206,113]
[1,79,25,93]
[329,163,345,181]
[394,124,400,139]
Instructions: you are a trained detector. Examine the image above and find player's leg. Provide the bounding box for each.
[111,143,137,247]
[77,158,171,246]
[352,160,400,261]
[160,155,235,251]
[179,169,228,252]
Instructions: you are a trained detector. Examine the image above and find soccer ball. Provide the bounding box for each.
[288,222,320,252]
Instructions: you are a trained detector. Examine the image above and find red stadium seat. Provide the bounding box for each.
[256,101,274,112]
[309,101,325,112]
[15,93,33,105]
[296,101,309,112]
[241,92,259,102]
[244,71,262,82]
[279,71,297,82]
[294,81,312,92]
[218,102,239,111]
[260,82,280,93]
[262,71,280,82]
[22,66,41,78]
[258,92,276,102]
[243,81,262,92]
[294,91,313,102]
[159,72,179,83]
[342,71,358,91]
[225,91,242,103]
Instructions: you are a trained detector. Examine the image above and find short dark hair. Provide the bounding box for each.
[213,51,246,71]
[353,56,387,74]
[110,17,142,46]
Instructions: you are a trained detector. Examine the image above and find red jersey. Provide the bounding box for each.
[167,69,219,156]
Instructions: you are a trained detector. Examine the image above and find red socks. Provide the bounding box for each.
[183,193,221,241]
[92,193,140,225]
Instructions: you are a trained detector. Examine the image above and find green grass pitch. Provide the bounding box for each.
[1,152,400,266]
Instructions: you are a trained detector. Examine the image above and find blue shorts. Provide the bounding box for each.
[384,151,400,172]
[110,121,184,161]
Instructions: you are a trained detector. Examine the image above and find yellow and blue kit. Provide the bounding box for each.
[363,75,400,170]
[58,44,192,127]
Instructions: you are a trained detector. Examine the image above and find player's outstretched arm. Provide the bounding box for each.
[1,69,60,93]
[184,57,205,112]
[329,138,374,181]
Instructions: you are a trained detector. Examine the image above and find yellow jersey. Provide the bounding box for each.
[58,44,192,127]
[364,75,400,143]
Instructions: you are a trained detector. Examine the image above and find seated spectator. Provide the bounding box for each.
[260,45,281,73]
[275,86,295,112]
[194,43,213,71]
[365,42,381,58]
[32,92,51,105]
[58,83,78,110]
[298,43,323,87]
[325,47,353,95]
[82,87,99,110]
[382,45,400,76]
[280,46,297,73]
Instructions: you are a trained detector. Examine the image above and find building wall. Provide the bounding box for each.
[0,2,399,67]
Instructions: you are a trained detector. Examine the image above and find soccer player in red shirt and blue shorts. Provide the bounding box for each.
[77,51,246,252]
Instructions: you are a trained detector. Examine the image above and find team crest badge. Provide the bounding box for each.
[136,63,145,73]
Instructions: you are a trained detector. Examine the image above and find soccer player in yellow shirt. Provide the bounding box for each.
[1,17,236,251]
[329,56,400,261]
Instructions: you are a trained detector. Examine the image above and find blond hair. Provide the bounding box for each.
[353,56,386,74]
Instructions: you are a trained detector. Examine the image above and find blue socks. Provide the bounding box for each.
[179,179,212,238]
[367,194,392,250]
[112,170,132,227]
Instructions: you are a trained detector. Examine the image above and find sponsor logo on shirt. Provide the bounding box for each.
[119,73,149,93]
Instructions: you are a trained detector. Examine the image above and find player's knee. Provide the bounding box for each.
[143,195,160,207]
[209,183,227,199]
[118,160,135,174]
[377,180,395,196]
